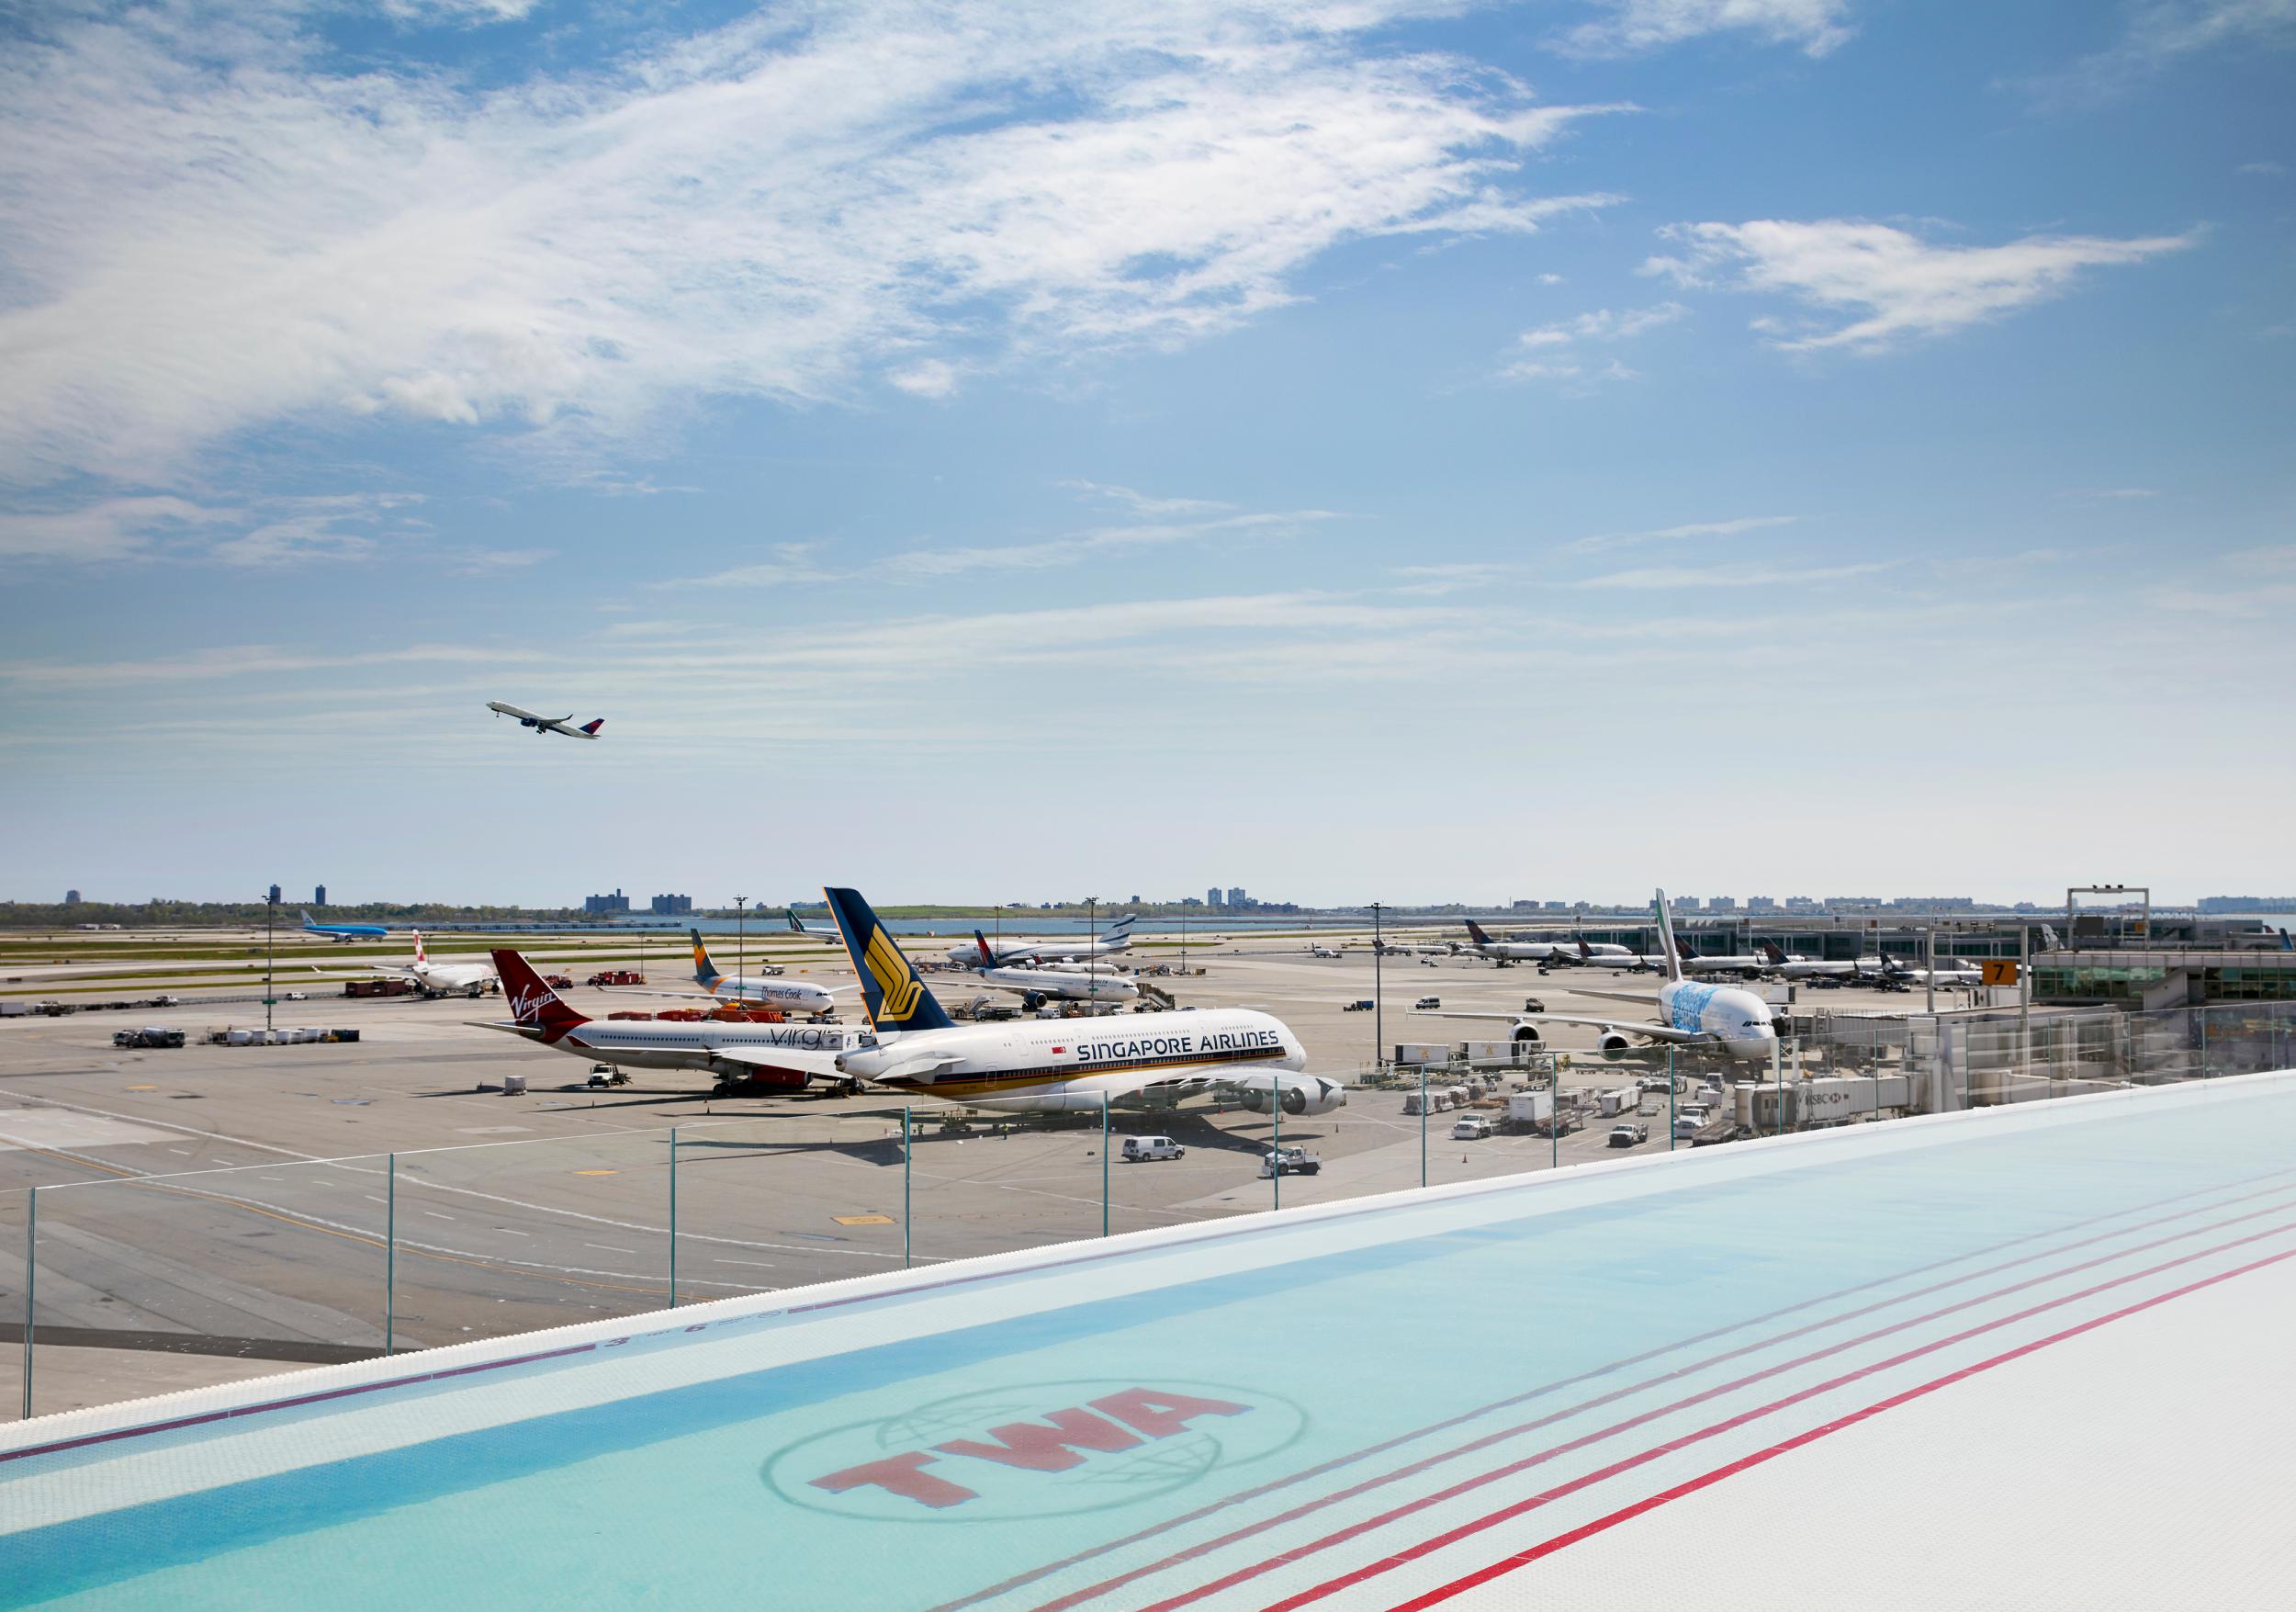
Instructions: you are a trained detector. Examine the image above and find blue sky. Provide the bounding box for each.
[1,1,2290,907]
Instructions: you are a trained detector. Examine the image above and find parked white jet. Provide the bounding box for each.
[944,914,1138,968]
[487,949,861,1091]
[386,930,497,998]
[786,909,842,945]
[1460,921,1637,969]
[827,888,1339,1116]
[677,930,838,1017]
[1420,889,1779,1065]
[485,701,604,740]
[958,933,1138,1008]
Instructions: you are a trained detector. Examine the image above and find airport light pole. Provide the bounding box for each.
[1371,903,1385,1069]
[264,891,276,1034]
[734,895,748,998]
[1087,896,1097,995]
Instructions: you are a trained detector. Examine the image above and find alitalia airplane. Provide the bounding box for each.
[943,913,1139,968]
[825,887,1341,1116]
[485,701,604,740]
[1421,889,1780,1065]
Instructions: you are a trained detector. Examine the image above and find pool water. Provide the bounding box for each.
[6,1075,2293,1611]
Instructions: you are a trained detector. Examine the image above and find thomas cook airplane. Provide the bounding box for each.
[824,887,1342,1116]
[1419,889,1780,1065]
[486,701,604,740]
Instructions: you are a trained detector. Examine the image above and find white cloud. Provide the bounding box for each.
[893,507,1339,576]
[2047,2,2296,96]
[0,495,230,561]
[2238,161,2288,175]
[1057,480,1234,518]
[1575,559,1895,588]
[0,2,1627,490]
[887,359,959,399]
[0,490,422,566]
[1536,272,1567,285]
[451,547,553,574]
[1500,299,1684,382]
[1553,0,1853,58]
[1644,219,2197,351]
[1570,513,1798,552]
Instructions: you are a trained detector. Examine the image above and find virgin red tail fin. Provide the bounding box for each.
[491,948,589,1043]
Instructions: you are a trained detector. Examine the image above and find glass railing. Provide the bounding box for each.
[9,1002,2294,1421]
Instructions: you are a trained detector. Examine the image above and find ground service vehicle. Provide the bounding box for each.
[1344,999,1373,1012]
[1121,1135,1185,1162]
[1609,1122,1649,1147]
[1414,996,1441,1009]
[587,970,647,987]
[1259,1146,1322,1178]
[1451,1115,1492,1141]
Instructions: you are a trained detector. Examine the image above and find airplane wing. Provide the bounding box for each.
[707,1045,851,1080]
[867,1051,966,1082]
[1412,1008,1711,1047]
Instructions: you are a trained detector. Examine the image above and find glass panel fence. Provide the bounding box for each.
[386,1128,671,1350]
[906,1101,1106,1263]
[25,1153,390,1419]
[670,1109,909,1294]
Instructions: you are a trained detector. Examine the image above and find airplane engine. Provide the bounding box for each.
[1595,1031,1637,1061]
[1021,991,1046,1010]
[1510,1021,1543,1046]
[1237,1077,1346,1116]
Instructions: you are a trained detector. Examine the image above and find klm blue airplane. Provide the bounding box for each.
[301,910,388,942]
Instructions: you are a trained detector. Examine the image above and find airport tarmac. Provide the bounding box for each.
[0,929,1964,1416]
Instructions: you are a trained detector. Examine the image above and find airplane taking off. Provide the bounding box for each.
[486,702,604,740]
[300,910,388,941]
[485,949,861,1091]
[959,932,1139,1009]
[825,887,1340,1117]
[1420,889,1779,1065]
[385,930,495,997]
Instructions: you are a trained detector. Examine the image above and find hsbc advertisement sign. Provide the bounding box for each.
[763,1379,1308,1522]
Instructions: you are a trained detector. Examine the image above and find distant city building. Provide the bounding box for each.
[314,885,326,905]
[1207,886,1221,907]
[1785,896,1820,910]
[1709,896,1738,912]
[1544,900,1569,911]
[583,889,631,915]
[267,884,282,905]
[2200,896,2296,913]
[1747,896,1775,912]
[64,888,81,905]
[649,894,692,915]
[1676,896,1701,912]
[1512,899,1536,910]
[1128,895,1141,906]
[1225,886,1250,908]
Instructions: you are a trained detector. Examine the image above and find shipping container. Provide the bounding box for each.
[1391,1043,1448,1067]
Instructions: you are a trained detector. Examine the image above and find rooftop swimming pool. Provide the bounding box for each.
[6,1072,2295,1610]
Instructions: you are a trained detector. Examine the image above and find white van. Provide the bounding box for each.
[1120,1135,1184,1163]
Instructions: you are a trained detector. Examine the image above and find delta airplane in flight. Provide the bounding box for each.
[943,913,1138,968]
[827,887,1340,1116]
[1422,890,1779,1065]
[385,931,495,997]
[486,949,863,1090]
[300,910,388,942]
[486,702,604,740]
[957,932,1139,1009]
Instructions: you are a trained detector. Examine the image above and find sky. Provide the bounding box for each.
[1,0,2290,909]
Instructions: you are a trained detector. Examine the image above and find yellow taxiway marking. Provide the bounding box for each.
[832,1213,894,1225]
[574,1168,619,1176]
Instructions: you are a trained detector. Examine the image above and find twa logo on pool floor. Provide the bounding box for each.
[764,1380,1307,1522]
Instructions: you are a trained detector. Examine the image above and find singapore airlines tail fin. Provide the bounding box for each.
[690,928,724,989]
[1652,889,1685,985]
[825,887,955,1033]
[491,949,589,1043]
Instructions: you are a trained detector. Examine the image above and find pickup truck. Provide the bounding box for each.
[1258,1145,1322,1178]
[1607,1122,1649,1147]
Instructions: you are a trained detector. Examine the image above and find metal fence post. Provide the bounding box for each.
[902,1108,912,1269]
[20,1186,33,1420]
[1772,1034,1784,1136]
[1419,1066,1427,1189]
[1272,1084,1281,1212]
[1669,1048,1676,1150]
[667,1128,679,1308]
[1550,1067,1559,1172]
[385,1155,396,1355]
[1101,1093,1109,1238]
